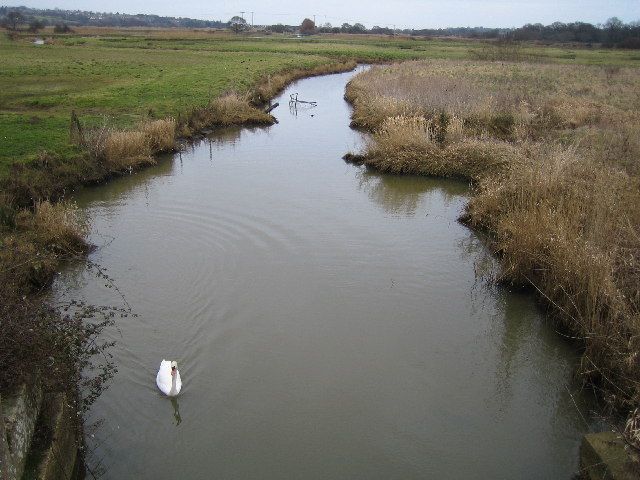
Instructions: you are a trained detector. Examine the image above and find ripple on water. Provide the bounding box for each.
[60,68,595,480]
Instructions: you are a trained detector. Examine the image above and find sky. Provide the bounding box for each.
[14,0,640,29]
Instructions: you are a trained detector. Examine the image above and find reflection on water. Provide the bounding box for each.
[58,68,596,480]
[356,169,468,216]
[170,397,182,426]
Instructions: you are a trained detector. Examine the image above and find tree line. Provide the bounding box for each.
[0,6,225,29]
[265,17,639,48]
[507,18,640,48]
[1,6,638,49]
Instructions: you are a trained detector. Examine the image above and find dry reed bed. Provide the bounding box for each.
[1,200,89,295]
[347,61,640,421]
[179,93,274,137]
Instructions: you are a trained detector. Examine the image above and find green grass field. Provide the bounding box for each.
[1,28,639,176]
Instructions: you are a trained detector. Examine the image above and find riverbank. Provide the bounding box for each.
[345,61,640,439]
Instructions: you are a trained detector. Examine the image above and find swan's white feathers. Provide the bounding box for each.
[156,359,182,396]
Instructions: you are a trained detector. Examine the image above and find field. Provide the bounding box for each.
[345,60,640,427]
[2,27,640,176]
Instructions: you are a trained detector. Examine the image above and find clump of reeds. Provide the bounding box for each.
[16,200,89,256]
[103,130,153,169]
[466,144,640,406]
[139,118,177,152]
[84,126,155,171]
[78,117,178,172]
[360,114,516,179]
[180,92,275,136]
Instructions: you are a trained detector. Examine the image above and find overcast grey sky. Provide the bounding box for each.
[17,0,640,29]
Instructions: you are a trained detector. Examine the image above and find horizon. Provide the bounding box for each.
[6,1,639,30]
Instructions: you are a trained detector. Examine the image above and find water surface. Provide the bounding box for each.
[58,68,593,479]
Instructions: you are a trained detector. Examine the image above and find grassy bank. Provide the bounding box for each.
[346,61,640,433]
[0,28,356,407]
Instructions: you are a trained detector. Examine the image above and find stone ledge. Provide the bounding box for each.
[35,393,78,480]
[580,432,640,480]
[1,382,43,480]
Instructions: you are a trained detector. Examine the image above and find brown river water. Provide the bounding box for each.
[56,68,596,479]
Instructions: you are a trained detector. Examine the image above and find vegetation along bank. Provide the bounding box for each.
[344,60,640,446]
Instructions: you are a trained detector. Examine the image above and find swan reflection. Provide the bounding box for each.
[171,397,182,426]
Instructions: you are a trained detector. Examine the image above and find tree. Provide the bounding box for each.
[604,17,625,45]
[5,10,24,30]
[53,23,72,33]
[28,19,45,33]
[229,15,247,34]
[300,18,315,35]
[269,23,287,33]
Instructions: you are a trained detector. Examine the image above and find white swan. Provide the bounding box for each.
[156,360,182,396]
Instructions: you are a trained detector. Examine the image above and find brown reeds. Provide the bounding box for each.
[28,200,89,254]
[182,93,274,136]
[139,118,177,152]
[83,118,178,171]
[347,60,640,415]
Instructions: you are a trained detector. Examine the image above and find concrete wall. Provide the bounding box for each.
[0,383,79,480]
[1,382,43,480]
[581,432,640,480]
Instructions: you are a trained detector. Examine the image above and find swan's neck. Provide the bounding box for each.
[169,372,177,395]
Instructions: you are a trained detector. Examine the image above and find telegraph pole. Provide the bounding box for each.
[239,11,245,21]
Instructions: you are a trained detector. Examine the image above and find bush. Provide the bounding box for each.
[618,37,640,49]
[53,24,72,33]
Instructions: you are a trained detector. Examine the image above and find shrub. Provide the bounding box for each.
[53,24,72,33]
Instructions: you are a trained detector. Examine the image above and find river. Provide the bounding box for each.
[56,67,594,479]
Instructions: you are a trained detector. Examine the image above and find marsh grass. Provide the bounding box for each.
[467,146,640,405]
[181,93,274,136]
[1,200,89,295]
[84,118,178,171]
[362,115,516,178]
[29,200,89,254]
[348,60,640,414]
[103,131,153,169]
[139,118,177,152]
